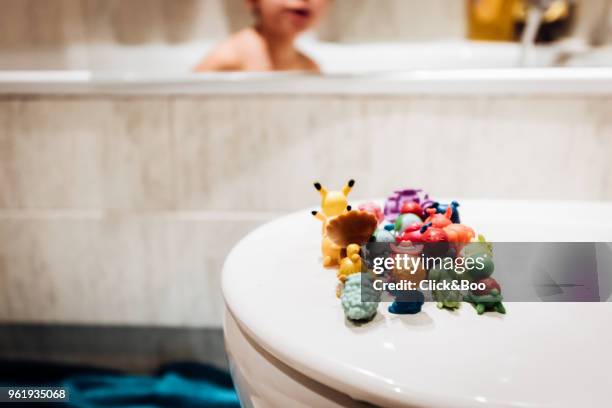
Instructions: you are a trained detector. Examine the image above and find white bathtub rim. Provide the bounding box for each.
[0,67,611,95]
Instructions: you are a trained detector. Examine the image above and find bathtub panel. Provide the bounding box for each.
[0,97,175,210]
[0,98,108,208]
[2,95,610,213]
[370,96,610,200]
[103,98,175,210]
[0,212,265,326]
[172,95,612,212]
[171,96,371,211]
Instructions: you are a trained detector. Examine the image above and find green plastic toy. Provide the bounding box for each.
[428,266,462,310]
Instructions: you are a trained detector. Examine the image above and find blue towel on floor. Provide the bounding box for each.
[0,361,240,408]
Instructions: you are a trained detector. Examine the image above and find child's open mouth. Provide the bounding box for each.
[286,7,312,24]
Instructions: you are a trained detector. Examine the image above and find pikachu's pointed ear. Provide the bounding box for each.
[342,179,355,196]
[311,210,326,223]
[314,182,328,198]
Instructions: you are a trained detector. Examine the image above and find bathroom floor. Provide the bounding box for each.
[0,325,238,407]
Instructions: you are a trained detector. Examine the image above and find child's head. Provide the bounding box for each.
[247,0,329,37]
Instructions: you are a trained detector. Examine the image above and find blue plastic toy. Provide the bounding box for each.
[388,290,425,315]
[433,201,461,224]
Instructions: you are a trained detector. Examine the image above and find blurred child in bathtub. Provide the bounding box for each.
[195,0,328,72]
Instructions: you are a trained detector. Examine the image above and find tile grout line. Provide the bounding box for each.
[0,209,287,221]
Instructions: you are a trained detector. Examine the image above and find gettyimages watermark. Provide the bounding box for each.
[359,242,612,303]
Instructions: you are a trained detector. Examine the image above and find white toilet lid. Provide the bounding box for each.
[222,199,612,408]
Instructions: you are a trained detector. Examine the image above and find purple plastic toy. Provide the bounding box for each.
[384,189,434,222]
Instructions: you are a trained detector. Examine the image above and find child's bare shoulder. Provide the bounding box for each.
[195,29,260,72]
[297,52,320,72]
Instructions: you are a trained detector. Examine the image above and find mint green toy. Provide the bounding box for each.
[340,273,380,321]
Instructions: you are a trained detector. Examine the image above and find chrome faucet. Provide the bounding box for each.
[519,0,551,66]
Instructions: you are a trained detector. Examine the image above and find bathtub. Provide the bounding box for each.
[0,68,611,95]
[1,40,611,95]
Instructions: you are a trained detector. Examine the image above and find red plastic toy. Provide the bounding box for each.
[424,208,452,229]
[396,222,424,243]
[400,201,423,217]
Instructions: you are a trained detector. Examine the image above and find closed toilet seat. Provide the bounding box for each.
[223,200,612,407]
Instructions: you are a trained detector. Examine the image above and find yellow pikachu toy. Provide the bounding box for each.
[312,210,344,268]
[314,179,354,218]
[311,179,355,268]
[337,244,362,282]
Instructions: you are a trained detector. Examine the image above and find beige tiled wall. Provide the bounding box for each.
[0,94,611,327]
[0,0,468,70]
[2,0,610,70]
[0,0,463,48]
[319,0,465,42]
[0,0,244,48]
[3,0,610,48]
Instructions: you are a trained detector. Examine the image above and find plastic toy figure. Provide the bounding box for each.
[444,223,475,255]
[461,236,505,314]
[366,224,395,261]
[314,179,355,218]
[341,273,380,321]
[400,201,423,217]
[314,209,377,268]
[394,212,423,233]
[462,236,495,281]
[373,224,396,243]
[419,197,437,219]
[464,234,494,258]
[396,222,424,244]
[423,208,474,254]
[325,210,378,250]
[424,208,452,229]
[432,201,461,224]
[387,250,427,315]
[429,266,462,310]
[337,244,362,282]
[464,277,506,314]
[384,188,431,222]
[312,210,343,267]
[420,223,450,257]
[311,179,356,267]
[388,291,425,315]
[358,202,384,224]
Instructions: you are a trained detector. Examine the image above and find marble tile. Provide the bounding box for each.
[318,0,465,42]
[102,98,175,210]
[0,0,466,50]
[3,94,610,212]
[361,96,608,201]
[593,97,612,198]
[172,95,612,213]
[172,96,352,212]
[0,0,80,49]
[0,97,174,210]
[0,212,265,327]
[0,97,108,208]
